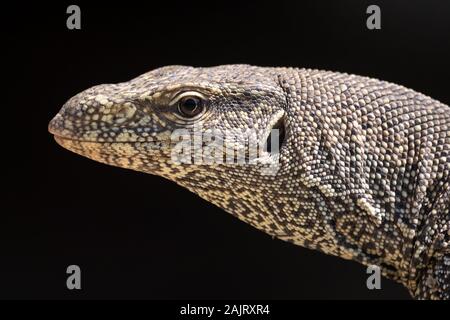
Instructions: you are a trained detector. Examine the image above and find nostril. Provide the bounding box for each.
[113,103,137,125]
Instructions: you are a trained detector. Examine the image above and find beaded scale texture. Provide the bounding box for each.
[48,65,450,299]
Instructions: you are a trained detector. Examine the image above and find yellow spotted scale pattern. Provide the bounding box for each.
[49,65,449,299]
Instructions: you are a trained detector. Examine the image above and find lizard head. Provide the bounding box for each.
[49,65,289,188]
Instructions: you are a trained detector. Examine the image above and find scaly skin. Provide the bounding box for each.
[48,65,450,299]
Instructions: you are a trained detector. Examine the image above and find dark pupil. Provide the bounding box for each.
[180,98,200,116]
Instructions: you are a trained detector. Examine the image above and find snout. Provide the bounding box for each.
[48,84,138,142]
[48,113,65,137]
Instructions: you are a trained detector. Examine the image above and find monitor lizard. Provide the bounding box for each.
[48,65,449,299]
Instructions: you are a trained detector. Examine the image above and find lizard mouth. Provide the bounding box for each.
[49,117,169,148]
[53,134,168,148]
[52,134,170,168]
[52,134,91,143]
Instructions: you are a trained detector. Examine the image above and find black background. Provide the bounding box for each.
[3,0,450,299]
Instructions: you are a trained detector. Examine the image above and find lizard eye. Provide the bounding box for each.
[177,96,204,118]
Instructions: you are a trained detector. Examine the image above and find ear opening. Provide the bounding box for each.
[265,116,286,154]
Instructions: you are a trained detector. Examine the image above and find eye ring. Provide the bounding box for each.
[167,91,208,122]
[177,96,204,118]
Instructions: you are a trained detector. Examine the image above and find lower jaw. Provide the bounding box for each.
[53,135,110,162]
[53,135,167,161]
